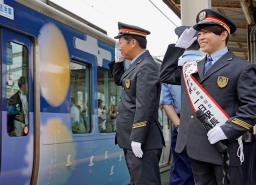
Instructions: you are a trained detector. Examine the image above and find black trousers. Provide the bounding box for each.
[123,149,162,185]
[242,141,256,185]
[190,159,243,185]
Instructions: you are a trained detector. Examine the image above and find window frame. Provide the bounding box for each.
[6,41,30,137]
[70,60,92,134]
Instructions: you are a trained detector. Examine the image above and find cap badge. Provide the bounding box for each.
[124,79,131,89]
[199,11,206,21]
[217,76,229,88]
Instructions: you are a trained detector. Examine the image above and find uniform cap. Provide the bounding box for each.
[193,9,236,34]
[114,22,150,39]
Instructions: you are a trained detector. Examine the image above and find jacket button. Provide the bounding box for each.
[190,115,194,119]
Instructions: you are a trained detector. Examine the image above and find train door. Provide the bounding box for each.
[0,29,34,185]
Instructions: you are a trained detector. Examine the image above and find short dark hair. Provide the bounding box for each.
[201,25,229,44]
[122,34,147,49]
[18,76,26,88]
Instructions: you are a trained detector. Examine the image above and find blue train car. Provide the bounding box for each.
[0,1,171,185]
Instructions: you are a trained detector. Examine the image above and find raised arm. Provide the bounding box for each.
[160,44,184,85]
[109,61,125,86]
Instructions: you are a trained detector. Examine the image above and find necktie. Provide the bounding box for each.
[204,56,213,74]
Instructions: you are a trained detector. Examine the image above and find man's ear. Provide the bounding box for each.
[221,30,229,41]
[130,39,137,48]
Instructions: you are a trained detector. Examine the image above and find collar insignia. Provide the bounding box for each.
[124,79,131,89]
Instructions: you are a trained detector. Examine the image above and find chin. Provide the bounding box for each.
[200,48,209,54]
[200,48,207,53]
[125,56,132,61]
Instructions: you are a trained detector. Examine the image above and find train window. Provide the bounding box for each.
[6,42,29,137]
[97,67,121,133]
[70,61,91,134]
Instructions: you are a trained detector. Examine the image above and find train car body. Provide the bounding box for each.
[0,1,170,185]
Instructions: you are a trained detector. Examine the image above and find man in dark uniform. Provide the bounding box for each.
[109,22,164,185]
[160,9,256,185]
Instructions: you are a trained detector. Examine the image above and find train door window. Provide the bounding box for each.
[97,67,121,133]
[6,42,29,136]
[70,61,91,134]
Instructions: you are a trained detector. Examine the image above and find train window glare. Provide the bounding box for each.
[70,62,91,134]
[97,67,121,133]
[6,42,29,137]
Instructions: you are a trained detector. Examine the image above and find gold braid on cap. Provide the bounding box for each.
[119,28,147,37]
[205,16,230,34]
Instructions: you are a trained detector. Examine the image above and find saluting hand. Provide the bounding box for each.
[175,27,197,49]
[131,141,143,158]
[115,41,124,63]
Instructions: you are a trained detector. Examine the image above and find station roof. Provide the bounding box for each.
[163,0,256,59]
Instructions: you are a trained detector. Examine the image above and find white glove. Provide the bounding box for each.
[207,125,227,144]
[115,41,124,63]
[175,27,197,49]
[131,141,143,158]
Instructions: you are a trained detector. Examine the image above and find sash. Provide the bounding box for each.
[182,61,229,127]
[182,61,244,162]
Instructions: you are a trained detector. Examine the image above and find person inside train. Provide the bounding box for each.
[108,104,117,131]
[71,97,81,132]
[77,104,86,132]
[81,106,89,132]
[98,99,107,131]
[7,76,28,136]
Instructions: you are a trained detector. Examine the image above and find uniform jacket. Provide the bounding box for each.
[160,44,256,166]
[109,50,164,150]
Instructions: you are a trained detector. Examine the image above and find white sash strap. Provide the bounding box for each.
[182,61,244,163]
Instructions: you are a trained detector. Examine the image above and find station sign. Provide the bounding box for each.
[0,2,14,20]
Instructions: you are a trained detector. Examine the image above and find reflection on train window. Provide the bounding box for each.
[97,67,121,133]
[70,61,91,134]
[6,42,29,137]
